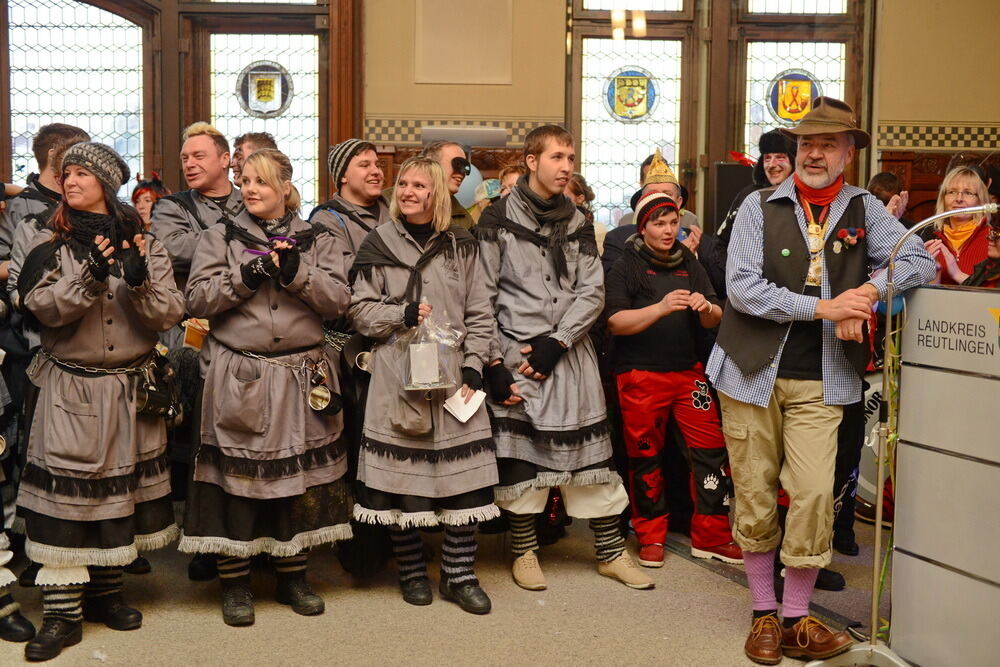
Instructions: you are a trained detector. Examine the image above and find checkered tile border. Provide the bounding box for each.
[364,117,563,147]
[877,124,1000,151]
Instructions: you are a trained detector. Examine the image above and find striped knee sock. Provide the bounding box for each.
[0,588,19,617]
[507,513,539,556]
[389,527,427,583]
[217,557,251,584]
[590,516,626,563]
[274,552,308,577]
[42,584,84,623]
[85,566,123,599]
[441,525,478,587]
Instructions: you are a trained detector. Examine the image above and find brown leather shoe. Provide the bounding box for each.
[781,616,854,660]
[744,614,783,665]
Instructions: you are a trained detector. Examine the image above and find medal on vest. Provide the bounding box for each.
[800,198,830,287]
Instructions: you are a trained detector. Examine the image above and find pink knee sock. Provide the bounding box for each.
[743,550,777,612]
[782,567,819,619]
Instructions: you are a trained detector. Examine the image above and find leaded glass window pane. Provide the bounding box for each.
[581,38,683,228]
[210,34,320,214]
[9,0,143,198]
[583,1,683,10]
[744,41,846,157]
[747,0,847,14]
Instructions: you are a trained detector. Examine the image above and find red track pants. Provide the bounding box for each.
[616,366,733,549]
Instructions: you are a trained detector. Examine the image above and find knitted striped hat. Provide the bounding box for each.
[327,138,368,188]
[635,192,679,232]
[61,142,130,193]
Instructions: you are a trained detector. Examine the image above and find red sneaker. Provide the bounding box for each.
[637,543,665,568]
[691,541,744,564]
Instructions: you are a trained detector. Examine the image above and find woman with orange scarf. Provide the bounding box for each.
[924,165,992,284]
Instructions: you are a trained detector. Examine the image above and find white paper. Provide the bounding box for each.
[409,342,439,384]
[444,388,486,423]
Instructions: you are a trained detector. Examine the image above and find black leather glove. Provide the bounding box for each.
[277,245,301,286]
[461,366,483,392]
[240,254,279,291]
[484,362,515,402]
[119,243,148,287]
[88,244,112,282]
[527,336,567,377]
[403,302,421,328]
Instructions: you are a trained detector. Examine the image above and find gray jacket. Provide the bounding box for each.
[310,194,390,264]
[150,187,244,282]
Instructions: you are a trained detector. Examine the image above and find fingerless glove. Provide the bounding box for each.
[240,254,280,291]
[461,366,483,392]
[484,363,515,402]
[526,336,567,377]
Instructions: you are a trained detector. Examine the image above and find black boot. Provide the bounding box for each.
[399,577,432,606]
[124,556,152,575]
[18,562,41,588]
[221,580,254,627]
[0,611,36,642]
[83,593,142,631]
[439,579,491,615]
[24,617,82,662]
[188,554,217,581]
[275,575,324,616]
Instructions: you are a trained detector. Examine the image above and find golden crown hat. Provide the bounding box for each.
[642,147,678,187]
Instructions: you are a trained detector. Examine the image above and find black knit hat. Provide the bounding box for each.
[759,129,796,159]
[635,192,679,232]
[61,142,130,193]
[327,139,367,188]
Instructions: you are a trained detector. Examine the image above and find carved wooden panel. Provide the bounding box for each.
[376,145,523,186]
[878,150,999,223]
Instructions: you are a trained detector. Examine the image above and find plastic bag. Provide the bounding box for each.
[389,302,462,392]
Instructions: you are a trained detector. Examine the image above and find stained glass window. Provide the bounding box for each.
[747,0,847,14]
[211,33,320,214]
[8,0,143,198]
[583,1,683,10]
[743,41,846,157]
[580,38,683,228]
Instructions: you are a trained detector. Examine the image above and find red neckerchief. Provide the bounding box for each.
[794,173,845,230]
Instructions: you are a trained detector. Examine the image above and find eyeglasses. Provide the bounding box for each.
[944,189,980,199]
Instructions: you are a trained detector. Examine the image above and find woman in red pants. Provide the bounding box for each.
[605,192,743,568]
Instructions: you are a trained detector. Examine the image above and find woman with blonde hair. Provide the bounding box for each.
[179,148,354,626]
[924,165,992,284]
[349,157,499,614]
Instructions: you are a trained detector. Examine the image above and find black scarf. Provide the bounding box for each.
[67,208,140,265]
[477,176,595,279]
[963,257,1000,287]
[350,223,477,303]
[28,173,62,203]
[249,211,293,238]
[223,214,321,252]
[620,233,687,299]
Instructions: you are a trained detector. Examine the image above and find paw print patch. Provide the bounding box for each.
[691,381,712,411]
[703,473,719,491]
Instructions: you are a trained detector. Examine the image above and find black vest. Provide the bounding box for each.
[716,187,870,377]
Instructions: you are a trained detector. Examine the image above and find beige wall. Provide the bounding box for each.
[363,0,565,136]
[876,0,1000,126]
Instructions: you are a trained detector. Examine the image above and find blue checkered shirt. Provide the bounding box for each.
[707,177,936,408]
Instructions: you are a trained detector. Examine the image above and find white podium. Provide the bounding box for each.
[892,285,1000,666]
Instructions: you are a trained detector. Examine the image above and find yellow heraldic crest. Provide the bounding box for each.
[614,74,649,120]
[766,69,823,126]
[641,148,678,188]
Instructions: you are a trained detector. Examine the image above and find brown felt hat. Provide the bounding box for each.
[780,96,870,149]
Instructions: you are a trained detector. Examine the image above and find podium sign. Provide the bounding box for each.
[893,285,1000,667]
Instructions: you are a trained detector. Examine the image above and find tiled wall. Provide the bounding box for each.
[877,123,1000,152]
[363,115,566,147]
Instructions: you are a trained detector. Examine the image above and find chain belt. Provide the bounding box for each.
[40,350,154,377]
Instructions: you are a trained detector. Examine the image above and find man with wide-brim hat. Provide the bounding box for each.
[705,96,935,664]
